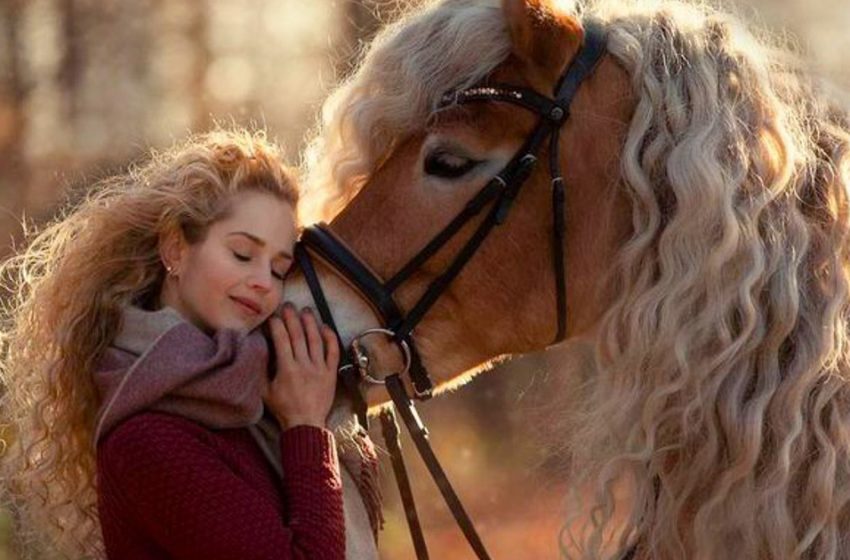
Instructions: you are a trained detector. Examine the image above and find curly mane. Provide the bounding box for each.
[565,2,850,558]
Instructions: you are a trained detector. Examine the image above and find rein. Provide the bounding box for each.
[295,20,608,560]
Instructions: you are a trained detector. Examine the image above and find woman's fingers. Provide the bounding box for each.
[301,309,323,364]
[322,325,340,370]
[265,304,339,429]
[282,304,309,362]
[268,315,293,366]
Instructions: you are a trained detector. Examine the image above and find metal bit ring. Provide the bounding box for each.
[349,328,412,385]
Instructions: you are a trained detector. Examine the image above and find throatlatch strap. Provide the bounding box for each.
[550,129,568,342]
[384,374,492,560]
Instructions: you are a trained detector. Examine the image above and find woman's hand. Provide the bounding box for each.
[263,303,340,429]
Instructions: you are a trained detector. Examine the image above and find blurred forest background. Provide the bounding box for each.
[0,0,848,558]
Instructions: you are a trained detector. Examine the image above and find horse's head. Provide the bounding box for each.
[287,0,635,397]
[289,0,850,555]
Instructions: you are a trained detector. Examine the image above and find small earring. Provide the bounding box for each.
[165,265,174,276]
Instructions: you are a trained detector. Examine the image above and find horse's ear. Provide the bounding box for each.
[502,0,584,85]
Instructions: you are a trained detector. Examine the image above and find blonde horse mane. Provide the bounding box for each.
[299,0,511,223]
[304,0,850,558]
[567,3,850,558]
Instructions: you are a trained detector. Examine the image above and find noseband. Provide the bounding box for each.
[296,20,608,560]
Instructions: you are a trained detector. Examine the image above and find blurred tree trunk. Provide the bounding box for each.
[58,0,82,125]
[185,0,211,130]
[0,0,29,261]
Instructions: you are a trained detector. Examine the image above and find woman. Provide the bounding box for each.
[0,129,350,559]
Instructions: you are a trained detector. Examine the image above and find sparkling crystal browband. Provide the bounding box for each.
[440,86,524,106]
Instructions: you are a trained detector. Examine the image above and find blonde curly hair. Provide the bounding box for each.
[301,0,850,557]
[0,128,298,559]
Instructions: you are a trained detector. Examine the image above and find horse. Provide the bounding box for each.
[287,0,850,558]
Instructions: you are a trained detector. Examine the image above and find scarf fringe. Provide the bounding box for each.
[339,425,384,539]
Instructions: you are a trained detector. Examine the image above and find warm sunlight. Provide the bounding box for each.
[1,1,849,559]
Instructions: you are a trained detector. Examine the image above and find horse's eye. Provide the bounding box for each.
[424,150,478,179]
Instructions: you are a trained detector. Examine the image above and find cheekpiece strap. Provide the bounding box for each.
[432,19,608,346]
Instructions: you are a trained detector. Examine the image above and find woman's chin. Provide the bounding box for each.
[204,314,256,335]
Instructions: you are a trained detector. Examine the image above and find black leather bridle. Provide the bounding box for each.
[295,20,609,560]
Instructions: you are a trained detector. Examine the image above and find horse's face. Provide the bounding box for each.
[287,0,636,398]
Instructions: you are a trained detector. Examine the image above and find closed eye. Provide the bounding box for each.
[234,251,288,282]
[424,150,479,179]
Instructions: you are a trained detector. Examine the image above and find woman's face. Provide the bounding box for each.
[160,190,297,334]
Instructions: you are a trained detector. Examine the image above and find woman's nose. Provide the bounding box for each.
[248,268,273,292]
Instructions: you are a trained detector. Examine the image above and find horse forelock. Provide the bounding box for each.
[300,0,512,223]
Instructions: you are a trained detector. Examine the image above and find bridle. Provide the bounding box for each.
[295,20,609,560]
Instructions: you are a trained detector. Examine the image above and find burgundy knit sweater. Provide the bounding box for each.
[96,411,346,560]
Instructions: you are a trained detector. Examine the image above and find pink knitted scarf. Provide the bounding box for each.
[92,305,382,536]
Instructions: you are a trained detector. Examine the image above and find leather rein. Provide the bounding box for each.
[295,21,608,560]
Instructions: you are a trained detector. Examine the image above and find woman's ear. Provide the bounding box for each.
[159,227,187,276]
[502,0,584,87]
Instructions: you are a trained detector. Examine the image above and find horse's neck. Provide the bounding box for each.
[327,398,379,560]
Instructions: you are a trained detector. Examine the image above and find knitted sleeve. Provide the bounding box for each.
[96,413,345,560]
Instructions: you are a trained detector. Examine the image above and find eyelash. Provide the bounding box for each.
[233,252,286,281]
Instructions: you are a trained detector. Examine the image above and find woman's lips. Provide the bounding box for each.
[231,296,261,315]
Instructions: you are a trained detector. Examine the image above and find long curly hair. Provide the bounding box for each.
[301,0,850,557]
[0,129,299,559]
